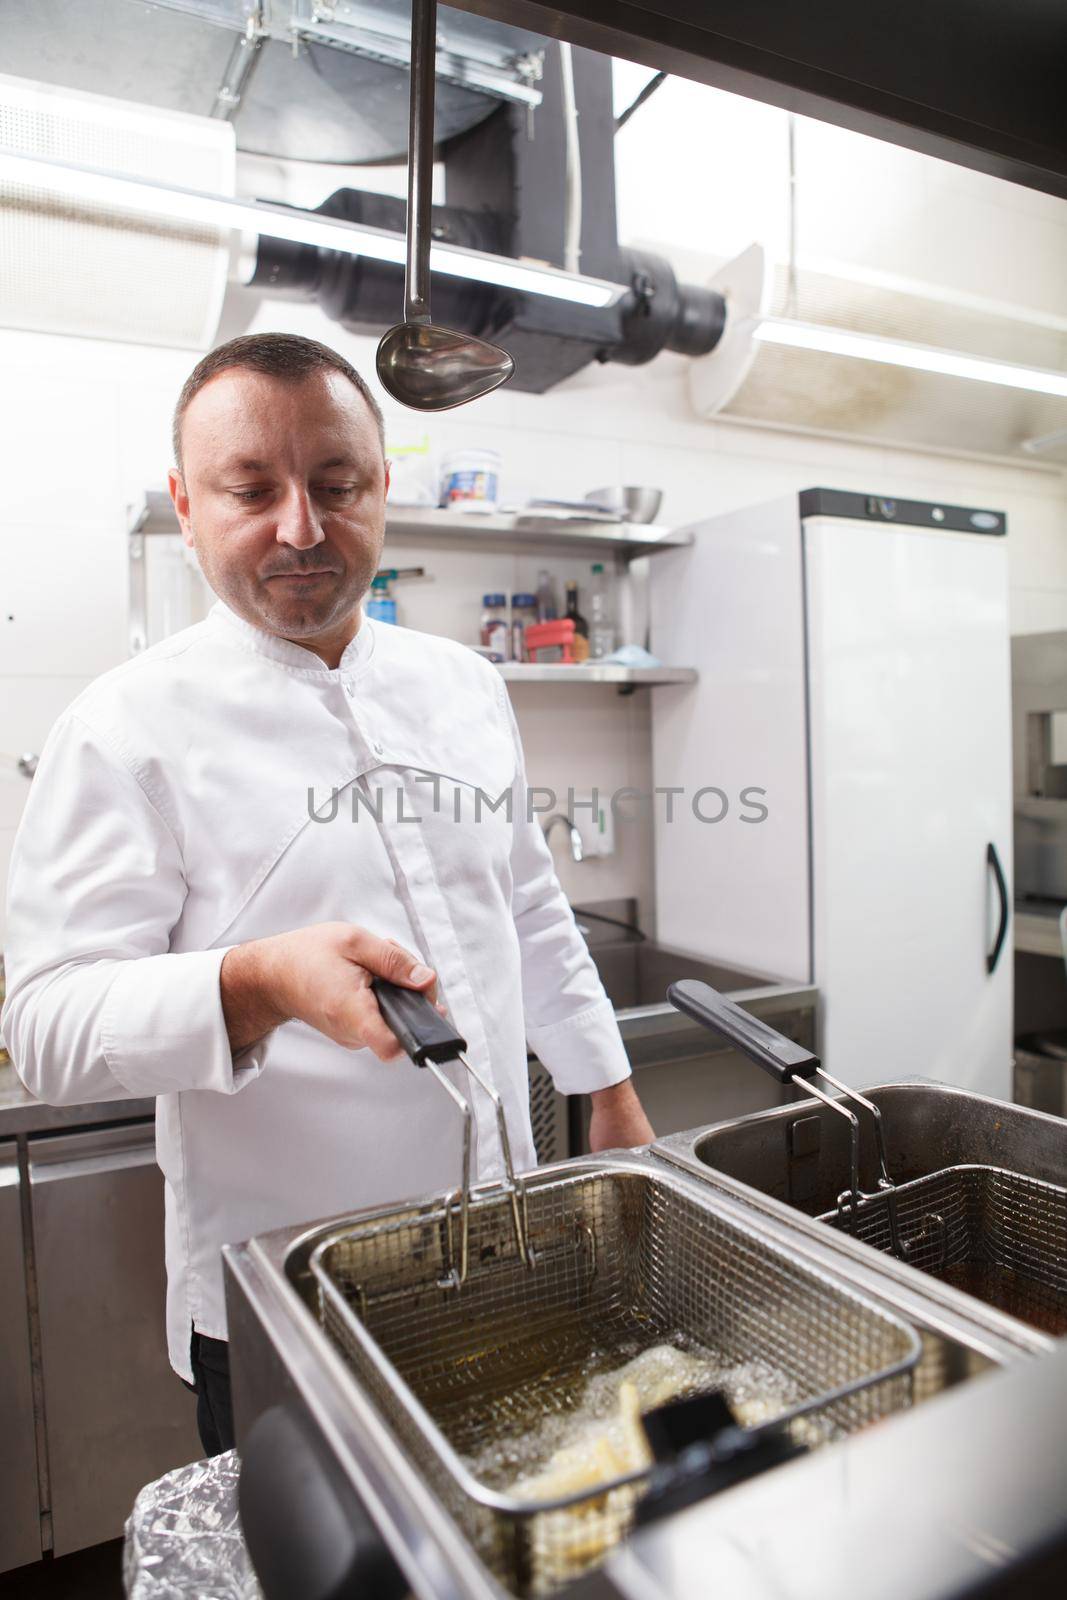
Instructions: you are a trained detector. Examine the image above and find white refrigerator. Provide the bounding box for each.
[650,489,1013,1097]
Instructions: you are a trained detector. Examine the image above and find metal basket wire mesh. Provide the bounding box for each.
[818,1164,1067,1336]
[308,1164,920,1596]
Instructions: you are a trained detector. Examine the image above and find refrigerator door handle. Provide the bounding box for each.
[986,841,1010,975]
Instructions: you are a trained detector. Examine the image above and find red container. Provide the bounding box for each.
[524,619,577,664]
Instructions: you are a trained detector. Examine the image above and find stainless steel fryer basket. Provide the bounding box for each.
[307,1159,920,1596]
[819,1163,1067,1336]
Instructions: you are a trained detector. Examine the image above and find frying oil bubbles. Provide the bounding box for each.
[464,1335,806,1499]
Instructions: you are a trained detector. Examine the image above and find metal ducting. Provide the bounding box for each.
[245,45,728,392]
[249,187,726,392]
[691,248,1067,462]
[0,0,544,164]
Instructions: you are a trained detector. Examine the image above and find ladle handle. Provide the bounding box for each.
[405,0,436,323]
[667,979,820,1084]
[372,977,466,1066]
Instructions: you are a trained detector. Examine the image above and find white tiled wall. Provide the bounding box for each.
[3,69,1067,944]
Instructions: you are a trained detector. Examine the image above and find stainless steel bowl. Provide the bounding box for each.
[586,486,663,524]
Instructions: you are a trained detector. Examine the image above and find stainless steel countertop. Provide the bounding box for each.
[0,1062,154,1139]
[1015,895,1067,958]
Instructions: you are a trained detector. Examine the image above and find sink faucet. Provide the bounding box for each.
[543,812,584,863]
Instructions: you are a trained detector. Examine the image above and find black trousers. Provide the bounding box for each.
[185,1329,234,1457]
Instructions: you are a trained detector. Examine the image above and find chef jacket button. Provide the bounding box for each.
[342,676,354,695]
[372,739,384,756]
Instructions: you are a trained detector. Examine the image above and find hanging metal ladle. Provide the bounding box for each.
[376,0,515,411]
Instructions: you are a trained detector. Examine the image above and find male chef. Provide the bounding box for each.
[1,332,653,1457]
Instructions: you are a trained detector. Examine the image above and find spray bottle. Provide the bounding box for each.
[365,567,426,626]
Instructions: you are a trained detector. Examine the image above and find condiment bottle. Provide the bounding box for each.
[511,593,538,663]
[480,593,510,659]
[565,581,590,662]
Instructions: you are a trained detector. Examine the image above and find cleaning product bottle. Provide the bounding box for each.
[588,562,616,659]
[366,572,398,625]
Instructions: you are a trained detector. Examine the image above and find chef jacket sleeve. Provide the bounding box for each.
[499,687,632,1096]
[1,711,269,1104]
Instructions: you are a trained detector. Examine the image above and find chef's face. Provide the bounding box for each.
[169,367,389,654]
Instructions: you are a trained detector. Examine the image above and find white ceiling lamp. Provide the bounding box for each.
[751,315,1067,400]
[0,147,624,310]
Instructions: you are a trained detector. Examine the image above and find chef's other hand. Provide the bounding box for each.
[587,1079,654,1152]
[220,922,437,1061]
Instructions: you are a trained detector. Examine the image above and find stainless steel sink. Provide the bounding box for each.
[560,909,818,1142]
[588,934,765,1012]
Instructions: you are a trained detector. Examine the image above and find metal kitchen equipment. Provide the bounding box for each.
[227,1135,1048,1600]
[668,979,905,1248]
[376,0,515,411]
[1013,630,1067,900]
[585,487,664,525]
[371,978,530,1281]
[816,1163,1067,1336]
[242,1155,919,1597]
[655,1040,1067,1344]
[1,0,545,166]
[589,1338,1067,1600]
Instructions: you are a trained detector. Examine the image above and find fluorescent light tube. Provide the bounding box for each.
[752,316,1067,399]
[0,148,623,309]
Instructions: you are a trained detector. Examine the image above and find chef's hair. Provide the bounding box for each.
[172,332,386,469]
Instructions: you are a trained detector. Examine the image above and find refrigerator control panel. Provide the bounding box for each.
[798,487,1006,536]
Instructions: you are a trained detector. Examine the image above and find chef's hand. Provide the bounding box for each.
[220,922,438,1061]
[587,1079,654,1151]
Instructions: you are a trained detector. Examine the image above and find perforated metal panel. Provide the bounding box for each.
[0,74,232,348]
[527,1057,568,1167]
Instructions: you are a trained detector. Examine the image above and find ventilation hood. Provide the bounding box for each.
[691,244,1067,463]
[0,0,544,164]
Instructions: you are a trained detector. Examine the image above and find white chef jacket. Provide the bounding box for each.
[2,599,631,1379]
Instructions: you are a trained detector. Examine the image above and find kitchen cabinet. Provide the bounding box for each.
[0,1139,41,1571]
[27,1122,200,1559]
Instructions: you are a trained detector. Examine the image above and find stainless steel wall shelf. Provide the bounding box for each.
[383,506,693,560]
[130,493,693,562]
[127,493,699,682]
[1015,900,1065,959]
[498,663,697,686]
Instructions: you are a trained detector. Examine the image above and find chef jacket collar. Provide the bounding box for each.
[206,597,376,679]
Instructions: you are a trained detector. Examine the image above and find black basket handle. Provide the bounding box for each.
[371,977,466,1066]
[667,979,820,1084]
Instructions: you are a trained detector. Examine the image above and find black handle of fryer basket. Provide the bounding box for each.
[667,979,820,1084]
[371,976,467,1066]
